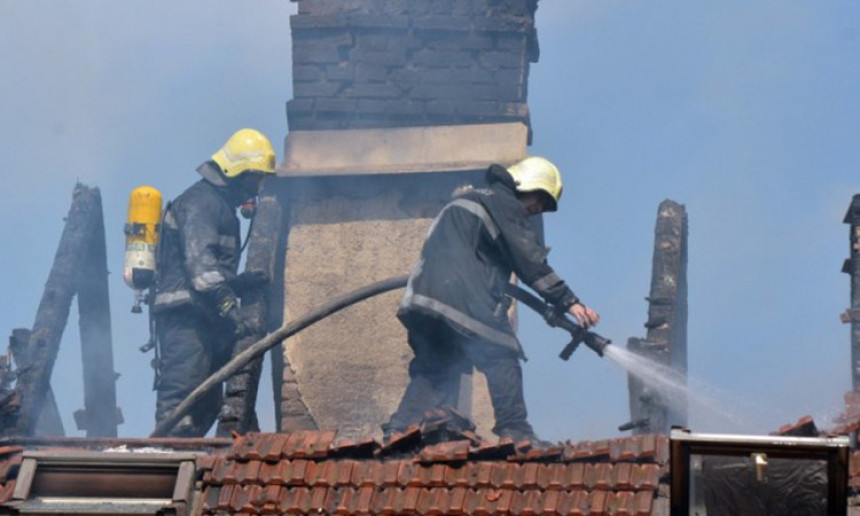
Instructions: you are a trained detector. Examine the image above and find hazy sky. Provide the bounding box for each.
[1,1,858,441]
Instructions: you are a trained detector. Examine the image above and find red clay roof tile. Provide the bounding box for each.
[541,489,562,515]
[418,439,471,463]
[445,486,469,515]
[590,489,609,515]
[402,486,422,513]
[518,462,540,489]
[235,459,261,485]
[609,491,635,516]
[614,462,633,490]
[634,464,663,491]
[634,491,654,516]
[331,435,380,458]
[563,463,586,490]
[490,462,518,489]
[556,489,589,515]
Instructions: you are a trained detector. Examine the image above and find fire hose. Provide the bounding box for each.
[150,275,609,437]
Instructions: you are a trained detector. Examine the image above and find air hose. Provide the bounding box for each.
[150,275,608,437]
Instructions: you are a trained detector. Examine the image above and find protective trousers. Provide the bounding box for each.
[154,306,234,437]
[386,317,534,439]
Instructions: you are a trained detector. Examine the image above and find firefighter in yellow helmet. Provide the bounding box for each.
[152,128,276,437]
[384,156,600,446]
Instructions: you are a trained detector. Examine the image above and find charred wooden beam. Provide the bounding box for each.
[627,200,689,435]
[841,194,860,389]
[74,188,121,437]
[6,184,103,437]
[216,195,317,435]
[8,329,64,436]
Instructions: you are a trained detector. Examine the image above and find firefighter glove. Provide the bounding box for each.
[221,305,251,339]
[229,270,270,296]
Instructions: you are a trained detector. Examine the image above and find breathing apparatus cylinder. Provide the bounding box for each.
[123,186,162,312]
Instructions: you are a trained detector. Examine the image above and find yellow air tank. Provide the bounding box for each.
[123,186,162,312]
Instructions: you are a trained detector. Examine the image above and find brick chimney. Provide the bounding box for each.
[270,0,540,438]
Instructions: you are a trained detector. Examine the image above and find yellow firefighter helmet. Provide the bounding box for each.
[211,128,277,178]
[506,156,563,212]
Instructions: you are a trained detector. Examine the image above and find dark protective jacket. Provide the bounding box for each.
[399,164,579,353]
[153,162,242,315]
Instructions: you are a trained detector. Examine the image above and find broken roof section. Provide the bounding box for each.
[4,400,860,516]
[0,427,669,516]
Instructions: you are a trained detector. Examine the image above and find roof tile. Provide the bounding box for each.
[229,433,264,461]
[215,484,236,511]
[196,454,217,471]
[308,486,329,512]
[417,486,445,515]
[444,462,471,488]
[609,491,635,515]
[512,445,565,462]
[281,431,307,458]
[557,489,589,515]
[254,485,284,508]
[201,485,221,511]
[350,460,380,487]
[494,488,515,513]
[305,459,335,487]
[585,463,613,490]
[377,459,404,487]
[469,439,517,461]
[474,462,494,488]
[418,440,471,463]
[402,486,423,513]
[633,464,662,491]
[634,491,654,516]
[590,489,609,515]
[259,433,290,461]
[380,424,422,454]
[563,463,586,490]
[374,487,403,515]
[541,489,562,515]
[355,485,376,514]
[617,438,639,461]
[517,462,541,489]
[212,457,235,484]
[331,435,380,458]
[614,462,633,490]
[490,462,518,489]
[230,484,257,513]
[283,459,311,486]
[445,486,469,515]
[235,460,261,485]
[335,459,359,487]
[258,460,286,485]
[296,429,338,458]
[536,463,564,491]
[511,490,541,516]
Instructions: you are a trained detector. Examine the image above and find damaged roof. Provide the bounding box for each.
[2,406,860,515]
[0,416,670,516]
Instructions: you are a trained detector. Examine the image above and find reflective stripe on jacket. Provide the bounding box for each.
[399,164,578,354]
[153,168,241,314]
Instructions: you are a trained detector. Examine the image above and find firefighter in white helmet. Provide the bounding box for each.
[384,157,600,446]
[152,128,276,437]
